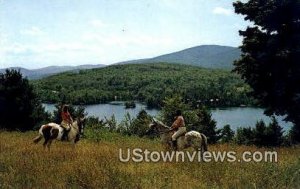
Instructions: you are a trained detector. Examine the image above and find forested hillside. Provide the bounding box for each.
[33,63,253,107]
[119,45,240,69]
[0,64,105,80]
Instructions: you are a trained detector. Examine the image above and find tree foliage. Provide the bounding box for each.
[235,127,255,145]
[160,95,220,144]
[33,63,254,108]
[220,124,235,143]
[52,104,86,124]
[194,107,221,144]
[160,95,189,127]
[233,0,300,143]
[235,118,284,147]
[0,69,50,131]
[118,110,153,137]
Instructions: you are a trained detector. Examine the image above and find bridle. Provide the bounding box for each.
[78,119,84,135]
[74,118,84,135]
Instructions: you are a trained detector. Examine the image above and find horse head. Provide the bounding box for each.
[147,117,170,134]
[73,117,85,135]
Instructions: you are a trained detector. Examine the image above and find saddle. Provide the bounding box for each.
[171,128,187,137]
[170,128,187,150]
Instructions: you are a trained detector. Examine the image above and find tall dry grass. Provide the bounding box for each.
[0,131,299,189]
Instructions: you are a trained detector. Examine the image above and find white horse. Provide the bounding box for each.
[148,118,208,151]
[33,118,85,149]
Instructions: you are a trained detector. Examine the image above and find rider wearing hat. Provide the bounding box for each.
[170,110,186,149]
[61,105,73,140]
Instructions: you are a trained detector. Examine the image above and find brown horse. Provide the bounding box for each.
[33,118,84,149]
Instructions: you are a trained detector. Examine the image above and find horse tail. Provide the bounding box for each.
[33,135,43,143]
[33,125,44,143]
[200,133,208,152]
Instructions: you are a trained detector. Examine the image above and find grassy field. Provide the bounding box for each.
[0,131,299,189]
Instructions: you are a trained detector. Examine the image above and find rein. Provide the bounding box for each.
[156,124,173,135]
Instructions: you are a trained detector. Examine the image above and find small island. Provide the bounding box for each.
[124,101,136,109]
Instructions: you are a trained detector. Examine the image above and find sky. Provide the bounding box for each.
[0,0,249,69]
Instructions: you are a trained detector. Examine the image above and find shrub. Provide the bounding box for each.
[220,124,235,143]
[84,116,106,142]
[235,118,284,147]
[235,127,255,145]
[194,107,221,144]
[160,95,220,143]
[264,117,283,147]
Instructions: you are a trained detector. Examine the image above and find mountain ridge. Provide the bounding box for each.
[0,64,105,79]
[1,45,241,79]
[117,45,241,69]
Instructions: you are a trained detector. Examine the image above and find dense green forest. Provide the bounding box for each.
[33,63,254,108]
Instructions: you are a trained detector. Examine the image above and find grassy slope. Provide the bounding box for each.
[0,131,299,188]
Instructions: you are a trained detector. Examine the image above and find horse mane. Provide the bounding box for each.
[155,119,170,130]
[73,117,84,123]
[74,117,84,133]
[69,118,80,130]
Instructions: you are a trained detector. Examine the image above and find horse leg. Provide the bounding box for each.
[74,134,80,143]
[43,138,49,149]
[72,142,76,150]
[33,135,43,144]
[42,126,52,149]
[201,134,208,152]
[47,139,53,150]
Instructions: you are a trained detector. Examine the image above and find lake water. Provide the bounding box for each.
[43,102,293,132]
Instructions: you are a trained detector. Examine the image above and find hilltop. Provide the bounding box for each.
[119,45,241,69]
[0,64,105,80]
[33,63,252,107]
[1,45,240,80]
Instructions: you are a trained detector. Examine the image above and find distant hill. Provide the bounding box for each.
[119,45,241,69]
[34,63,253,107]
[0,64,105,80]
[1,45,240,79]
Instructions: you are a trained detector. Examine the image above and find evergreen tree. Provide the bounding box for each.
[265,117,283,146]
[160,95,189,126]
[128,110,152,137]
[235,118,283,147]
[52,104,86,124]
[220,124,235,143]
[235,127,255,145]
[233,0,300,143]
[195,107,221,144]
[254,120,267,146]
[160,95,220,144]
[0,69,49,131]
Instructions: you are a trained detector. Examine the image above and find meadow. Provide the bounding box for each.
[0,130,299,189]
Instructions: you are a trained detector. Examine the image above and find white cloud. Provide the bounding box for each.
[1,30,175,68]
[212,7,233,16]
[20,26,44,36]
[89,19,106,28]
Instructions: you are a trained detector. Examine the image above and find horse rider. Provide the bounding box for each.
[170,110,186,149]
[61,105,73,140]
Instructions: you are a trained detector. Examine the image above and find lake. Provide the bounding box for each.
[43,102,293,132]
